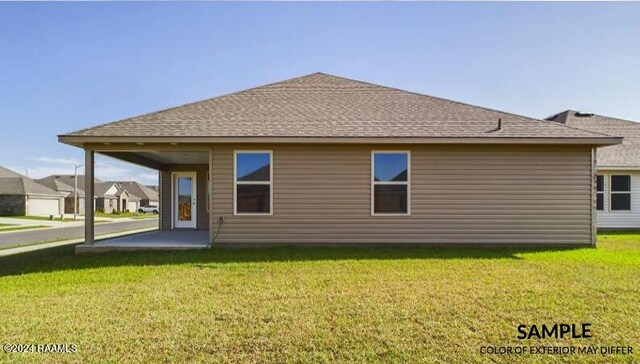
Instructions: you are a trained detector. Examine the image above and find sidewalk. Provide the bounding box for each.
[0,216,156,230]
[0,226,158,257]
[0,217,83,228]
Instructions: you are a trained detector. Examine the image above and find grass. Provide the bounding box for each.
[95,211,158,219]
[0,225,49,233]
[0,234,638,363]
[0,223,14,227]
[8,215,75,222]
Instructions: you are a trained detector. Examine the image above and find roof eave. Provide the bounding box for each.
[58,135,623,148]
[597,165,640,171]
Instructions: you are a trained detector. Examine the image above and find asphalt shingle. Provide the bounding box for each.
[0,166,64,196]
[547,110,640,168]
[62,73,612,140]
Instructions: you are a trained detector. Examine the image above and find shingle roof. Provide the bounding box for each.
[36,176,84,197]
[41,175,104,192]
[95,182,117,197]
[547,110,640,168]
[61,73,614,141]
[0,166,64,196]
[108,181,159,201]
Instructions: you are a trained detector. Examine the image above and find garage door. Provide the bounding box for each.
[128,201,138,212]
[28,198,60,216]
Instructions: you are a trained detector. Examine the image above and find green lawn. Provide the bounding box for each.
[0,234,638,363]
[95,211,158,219]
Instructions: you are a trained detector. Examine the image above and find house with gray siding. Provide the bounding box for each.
[108,181,159,208]
[59,73,621,248]
[38,175,146,214]
[548,110,640,229]
[36,175,86,214]
[0,166,64,216]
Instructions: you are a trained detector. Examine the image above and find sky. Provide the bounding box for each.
[1,3,639,185]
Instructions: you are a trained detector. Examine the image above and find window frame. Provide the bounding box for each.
[596,174,605,212]
[610,174,631,212]
[233,150,273,216]
[371,150,411,216]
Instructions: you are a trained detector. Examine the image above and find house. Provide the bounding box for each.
[36,175,86,214]
[547,110,640,229]
[95,181,137,213]
[38,175,144,213]
[59,73,621,247]
[115,185,141,212]
[108,181,159,208]
[0,166,64,216]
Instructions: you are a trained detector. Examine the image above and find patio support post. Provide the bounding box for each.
[84,148,95,245]
[209,147,214,246]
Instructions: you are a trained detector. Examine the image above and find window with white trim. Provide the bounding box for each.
[234,151,272,215]
[596,175,604,211]
[372,151,410,215]
[610,175,631,211]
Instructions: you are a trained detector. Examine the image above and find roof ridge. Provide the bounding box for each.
[59,72,325,137]
[317,73,612,139]
[546,109,639,137]
[317,72,546,121]
[59,72,622,142]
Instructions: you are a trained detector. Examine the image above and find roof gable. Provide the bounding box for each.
[61,73,614,141]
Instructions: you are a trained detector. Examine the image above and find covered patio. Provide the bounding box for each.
[63,143,215,253]
[76,230,209,253]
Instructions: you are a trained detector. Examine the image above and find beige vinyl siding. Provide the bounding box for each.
[209,144,593,245]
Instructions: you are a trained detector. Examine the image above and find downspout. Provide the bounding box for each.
[591,147,597,247]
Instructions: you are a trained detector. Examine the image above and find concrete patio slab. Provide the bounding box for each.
[0,227,158,257]
[76,230,209,253]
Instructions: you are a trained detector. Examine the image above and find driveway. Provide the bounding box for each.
[0,219,158,248]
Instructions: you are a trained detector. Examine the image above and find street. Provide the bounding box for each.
[0,219,158,248]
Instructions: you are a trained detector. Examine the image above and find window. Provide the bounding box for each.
[596,175,604,211]
[234,151,272,215]
[372,151,410,215]
[610,175,631,211]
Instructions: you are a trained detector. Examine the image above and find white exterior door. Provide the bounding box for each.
[173,172,197,229]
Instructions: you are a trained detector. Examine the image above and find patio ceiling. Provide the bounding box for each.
[100,150,209,170]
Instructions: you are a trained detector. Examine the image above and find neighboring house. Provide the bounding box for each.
[95,182,121,213]
[0,166,64,216]
[108,181,159,207]
[59,73,621,246]
[38,175,147,213]
[114,185,141,212]
[547,110,640,229]
[36,175,86,214]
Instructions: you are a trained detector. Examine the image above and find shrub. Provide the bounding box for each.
[96,208,105,214]
[111,209,118,215]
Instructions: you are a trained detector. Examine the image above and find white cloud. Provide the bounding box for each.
[31,156,81,165]
[10,155,159,186]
